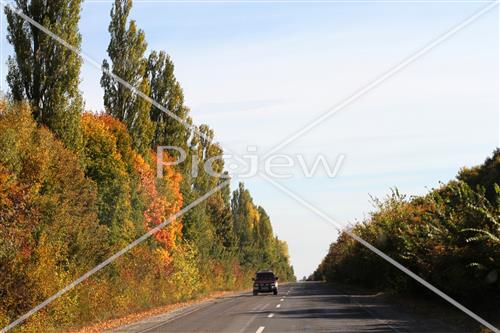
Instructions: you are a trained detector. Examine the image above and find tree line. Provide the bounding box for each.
[311,150,499,311]
[0,0,294,331]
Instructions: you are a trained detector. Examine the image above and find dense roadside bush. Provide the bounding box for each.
[312,150,500,303]
[0,102,294,332]
[0,102,107,330]
[0,1,294,331]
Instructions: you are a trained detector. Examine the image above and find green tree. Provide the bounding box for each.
[230,182,294,280]
[313,150,500,300]
[5,0,84,150]
[146,50,191,150]
[181,124,225,260]
[209,178,235,250]
[81,114,135,246]
[458,148,500,204]
[101,0,153,156]
[231,182,257,249]
[256,207,273,252]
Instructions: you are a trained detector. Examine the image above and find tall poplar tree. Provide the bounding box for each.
[146,50,191,150]
[256,206,273,253]
[231,182,259,261]
[101,0,153,155]
[5,0,84,150]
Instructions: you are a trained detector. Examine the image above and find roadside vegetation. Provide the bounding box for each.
[312,150,499,320]
[0,1,294,332]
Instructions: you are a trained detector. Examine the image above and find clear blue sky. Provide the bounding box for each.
[1,1,498,279]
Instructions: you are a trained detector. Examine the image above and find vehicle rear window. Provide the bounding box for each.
[256,272,275,280]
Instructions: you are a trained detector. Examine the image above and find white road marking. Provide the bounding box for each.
[238,302,269,333]
[280,298,284,301]
[276,304,281,308]
[267,313,274,318]
[256,326,265,333]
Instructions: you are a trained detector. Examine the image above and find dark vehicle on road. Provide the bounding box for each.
[253,270,279,295]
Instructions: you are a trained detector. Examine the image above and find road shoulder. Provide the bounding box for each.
[330,281,497,333]
[66,290,248,333]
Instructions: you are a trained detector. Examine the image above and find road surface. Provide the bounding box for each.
[108,282,465,333]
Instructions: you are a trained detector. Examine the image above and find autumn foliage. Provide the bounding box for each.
[0,1,294,331]
[0,102,106,330]
[312,150,500,309]
[0,102,294,332]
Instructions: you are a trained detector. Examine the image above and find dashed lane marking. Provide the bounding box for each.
[267,313,274,318]
[256,326,265,333]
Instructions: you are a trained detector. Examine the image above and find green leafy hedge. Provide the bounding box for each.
[312,150,500,302]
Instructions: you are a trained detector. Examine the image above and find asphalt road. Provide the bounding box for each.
[109,282,465,333]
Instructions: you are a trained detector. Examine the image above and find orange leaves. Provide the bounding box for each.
[81,112,183,251]
[133,152,182,250]
[0,102,107,326]
[0,166,34,259]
